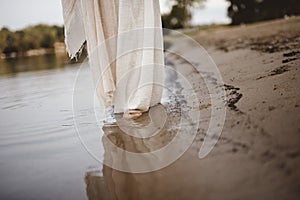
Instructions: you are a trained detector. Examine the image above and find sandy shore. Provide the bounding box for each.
[84,17,300,200]
[191,16,300,199]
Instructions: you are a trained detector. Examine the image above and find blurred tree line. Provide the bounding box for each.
[227,0,300,25]
[163,0,300,29]
[1,0,299,57]
[162,0,206,29]
[0,24,64,57]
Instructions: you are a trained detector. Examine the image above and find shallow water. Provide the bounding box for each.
[0,50,203,200]
[0,53,190,200]
[0,40,222,199]
[0,55,102,200]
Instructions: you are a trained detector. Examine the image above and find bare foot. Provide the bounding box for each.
[123,110,142,119]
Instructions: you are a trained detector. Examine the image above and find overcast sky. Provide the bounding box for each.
[0,0,230,30]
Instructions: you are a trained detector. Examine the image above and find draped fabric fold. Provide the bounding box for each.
[61,0,164,113]
[61,0,86,59]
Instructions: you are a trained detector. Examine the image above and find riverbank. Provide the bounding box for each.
[188,15,300,199]
[0,42,67,60]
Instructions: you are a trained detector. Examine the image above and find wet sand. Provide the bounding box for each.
[0,17,299,200]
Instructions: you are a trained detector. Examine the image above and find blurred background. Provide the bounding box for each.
[1,0,299,73]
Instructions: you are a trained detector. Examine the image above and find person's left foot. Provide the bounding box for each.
[103,106,117,125]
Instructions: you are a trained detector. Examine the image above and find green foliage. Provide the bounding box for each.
[0,24,64,56]
[162,0,206,29]
[227,0,300,25]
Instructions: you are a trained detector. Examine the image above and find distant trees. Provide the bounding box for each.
[162,0,300,28]
[0,25,64,57]
[227,0,300,25]
[162,0,206,29]
[2,0,298,57]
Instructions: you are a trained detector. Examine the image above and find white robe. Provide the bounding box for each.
[61,0,164,113]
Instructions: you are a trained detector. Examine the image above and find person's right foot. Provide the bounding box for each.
[123,109,142,119]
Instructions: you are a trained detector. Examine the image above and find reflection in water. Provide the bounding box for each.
[85,164,141,200]
[85,104,177,200]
